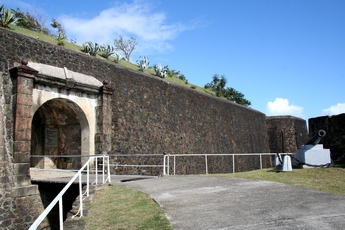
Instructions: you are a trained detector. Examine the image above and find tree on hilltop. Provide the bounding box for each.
[13,8,49,34]
[114,35,138,62]
[204,74,251,107]
[204,74,227,97]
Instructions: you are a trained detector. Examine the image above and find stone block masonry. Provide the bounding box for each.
[0,27,309,227]
[0,27,271,160]
[266,116,308,153]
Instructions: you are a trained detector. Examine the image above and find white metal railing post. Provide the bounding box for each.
[107,155,111,182]
[163,155,166,175]
[173,156,176,175]
[260,154,262,169]
[87,161,90,197]
[167,155,170,176]
[95,158,98,184]
[232,155,235,173]
[205,155,208,174]
[79,173,83,217]
[102,155,105,183]
[59,198,63,230]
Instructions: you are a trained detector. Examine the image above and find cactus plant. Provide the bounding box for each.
[100,45,115,59]
[113,53,122,63]
[82,42,100,56]
[0,5,18,28]
[154,64,167,78]
[137,56,150,71]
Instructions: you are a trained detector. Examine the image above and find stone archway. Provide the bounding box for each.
[31,98,89,170]
[9,60,113,195]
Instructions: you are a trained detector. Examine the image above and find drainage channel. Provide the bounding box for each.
[120,177,153,182]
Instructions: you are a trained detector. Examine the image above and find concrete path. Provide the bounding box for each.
[120,176,345,230]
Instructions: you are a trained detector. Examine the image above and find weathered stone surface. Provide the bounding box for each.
[266,116,308,153]
[11,185,39,197]
[13,174,31,187]
[309,113,345,163]
[13,151,30,163]
[13,163,30,175]
[28,62,103,87]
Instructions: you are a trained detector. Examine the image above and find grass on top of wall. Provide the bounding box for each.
[7,25,216,97]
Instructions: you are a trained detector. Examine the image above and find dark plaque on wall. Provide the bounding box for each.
[45,128,58,147]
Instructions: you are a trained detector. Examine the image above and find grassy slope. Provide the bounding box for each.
[8,25,215,97]
[85,186,172,230]
[212,166,345,196]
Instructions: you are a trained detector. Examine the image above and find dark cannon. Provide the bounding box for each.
[293,129,331,168]
[305,129,326,145]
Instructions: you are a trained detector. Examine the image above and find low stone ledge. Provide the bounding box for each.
[11,185,39,197]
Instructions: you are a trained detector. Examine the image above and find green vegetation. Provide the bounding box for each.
[14,8,49,34]
[153,63,167,78]
[137,56,150,71]
[205,74,251,106]
[114,34,138,62]
[212,165,345,196]
[100,44,115,59]
[7,24,216,96]
[84,186,172,230]
[82,41,101,56]
[56,32,66,46]
[5,5,246,102]
[0,5,18,28]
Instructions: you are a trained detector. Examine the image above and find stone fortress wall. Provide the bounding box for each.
[0,27,311,228]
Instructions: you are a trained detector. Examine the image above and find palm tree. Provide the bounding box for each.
[209,74,227,97]
[0,5,18,28]
[204,74,251,107]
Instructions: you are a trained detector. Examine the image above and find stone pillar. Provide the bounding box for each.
[101,80,113,153]
[9,59,39,195]
[95,80,113,154]
[2,60,48,229]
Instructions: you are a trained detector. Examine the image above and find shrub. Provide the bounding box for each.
[56,32,66,46]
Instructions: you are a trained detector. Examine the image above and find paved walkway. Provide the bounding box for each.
[30,169,345,229]
[120,176,345,230]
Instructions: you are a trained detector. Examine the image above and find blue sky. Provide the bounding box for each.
[5,0,345,120]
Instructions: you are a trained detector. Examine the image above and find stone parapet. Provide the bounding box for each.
[266,116,308,153]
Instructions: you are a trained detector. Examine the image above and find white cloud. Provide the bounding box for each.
[266,98,305,118]
[321,103,345,116]
[60,1,192,55]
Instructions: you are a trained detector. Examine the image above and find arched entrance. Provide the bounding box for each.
[31,99,89,170]
[9,60,112,190]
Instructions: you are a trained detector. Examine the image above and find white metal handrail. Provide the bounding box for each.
[163,153,293,176]
[29,155,110,230]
